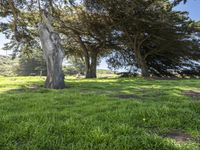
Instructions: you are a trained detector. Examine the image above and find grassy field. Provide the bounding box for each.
[0,76,199,150]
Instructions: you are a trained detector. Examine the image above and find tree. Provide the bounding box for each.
[87,0,200,77]
[0,0,75,89]
[38,11,65,88]
[107,41,200,77]
[0,0,115,80]
[1,0,199,80]
[59,6,115,78]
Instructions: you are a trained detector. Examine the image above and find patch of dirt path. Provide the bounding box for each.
[163,131,200,144]
[183,90,200,101]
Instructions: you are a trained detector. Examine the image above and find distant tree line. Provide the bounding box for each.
[0,50,46,76]
[0,55,18,76]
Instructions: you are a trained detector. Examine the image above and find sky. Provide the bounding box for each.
[0,0,200,69]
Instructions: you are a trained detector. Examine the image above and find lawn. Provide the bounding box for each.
[0,76,199,150]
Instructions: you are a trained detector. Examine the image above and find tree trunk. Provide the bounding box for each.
[90,53,97,78]
[38,14,65,89]
[76,34,97,79]
[135,49,149,77]
[85,53,97,78]
[85,55,91,78]
[140,60,149,77]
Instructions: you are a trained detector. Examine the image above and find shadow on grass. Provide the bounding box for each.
[2,77,199,99]
[1,80,73,94]
[0,77,199,149]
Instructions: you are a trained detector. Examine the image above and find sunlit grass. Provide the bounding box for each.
[0,76,199,149]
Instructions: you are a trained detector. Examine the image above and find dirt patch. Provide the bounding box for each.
[163,131,194,143]
[183,90,200,101]
[114,94,139,99]
[145,77,180,80]
[27,85,40,90]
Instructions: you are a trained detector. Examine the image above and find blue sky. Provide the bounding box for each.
[175,0,200,21]
[0,0,200,69]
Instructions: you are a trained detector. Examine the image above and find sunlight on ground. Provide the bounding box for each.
[0,76,199,149]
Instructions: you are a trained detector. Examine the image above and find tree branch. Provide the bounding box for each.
[8,0,19,41]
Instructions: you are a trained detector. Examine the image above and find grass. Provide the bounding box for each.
[0,76,199,150]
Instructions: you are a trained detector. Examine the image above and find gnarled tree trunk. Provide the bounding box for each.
[38,13,65,89]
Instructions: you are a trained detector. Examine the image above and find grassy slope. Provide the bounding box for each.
[0,76,199,150]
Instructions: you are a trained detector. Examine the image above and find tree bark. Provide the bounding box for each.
[76,34,98,78]
[85,55,91,78]
[135,49,149,77]
[125,30,150,78]
[38,13,65,89]
[85,52,97,78]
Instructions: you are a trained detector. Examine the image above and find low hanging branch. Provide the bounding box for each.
[8,0,19,41]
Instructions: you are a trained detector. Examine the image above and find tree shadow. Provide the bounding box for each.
[0,77,199,149]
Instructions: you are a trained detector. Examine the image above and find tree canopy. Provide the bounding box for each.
[86,0,200,77]
[0,0,199,86]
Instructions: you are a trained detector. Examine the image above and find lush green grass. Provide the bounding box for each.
[0,76,199,150]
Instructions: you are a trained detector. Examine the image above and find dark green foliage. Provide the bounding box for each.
[107,48,200,78]
[107,49,137,72]
[97,0,200,77]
